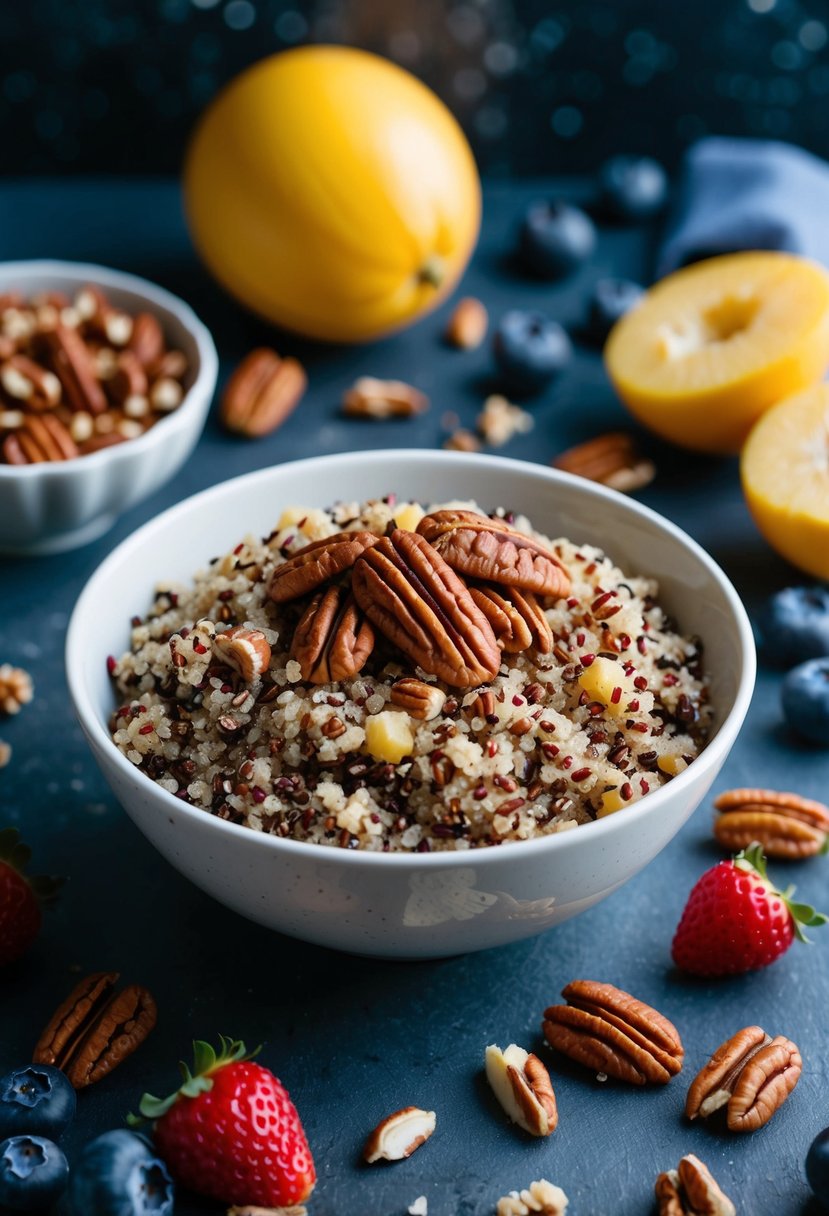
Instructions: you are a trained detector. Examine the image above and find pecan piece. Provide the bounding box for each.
[417,509,570,599]
[469,585,553,654]
[686,1025,801,1132]
[713,787,829,858]
[496,1179,569,1216]
[443,428,481,452]
[363,1106,436,1163]
[127,312,165,368]
[542,979,684,1084]
[352,529,500,689]
[485,1043,558,1137]
[290,585,374,683]
[342,377,428,419]
[221,347,307,437]
[267,531,380,603]
[553,432,655,493]
[390,677,447,721]
[2,414,78,464]
[38,324,108,414]
[1,354,61,410]
[33,971,156,1089]
[214,627,272,683]
[444,297,488,350]
[655,1155,735,1216]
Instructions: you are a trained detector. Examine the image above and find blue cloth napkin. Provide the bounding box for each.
[658,136,829,277]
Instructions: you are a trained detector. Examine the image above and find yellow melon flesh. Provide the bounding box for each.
[605,252,829,454]
[741,383,829,579]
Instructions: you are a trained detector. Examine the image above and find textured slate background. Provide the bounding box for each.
[0,180,827,1215]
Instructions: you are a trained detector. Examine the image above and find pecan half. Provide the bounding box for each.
[389,677,447,720]
[542,979,684,1085]
[221,348,307,437]
[352,529,500,689]
[267,532,380,603]
[1,354,61,410]
[713,788,829,859]
[444,297,488,350]
[686,1025,801,1132]
[552,432,655,493]
[38,324,108,414]
[2,414,78,464]
[363,1106,436,1163]
[655,1155,735,1216]
[485,1043,558,1137]
[127,312,165,368]
[417,510,570,599]
[290,585,375,683]
[342,376,428,419]
[469,585,553,654]
[33,971,156,1089]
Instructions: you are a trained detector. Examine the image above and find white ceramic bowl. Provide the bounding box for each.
[0,260,218,554]
[66,451,755,958]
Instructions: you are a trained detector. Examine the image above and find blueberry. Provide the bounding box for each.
[759,586,829,667]
[493,310,572,397]
[807,1127,829,1205]
[65,1130,174,1216]
[588,278,645,343]
[0,1135,68,1212]
[600,155,668,221]
[781,658,829,745]
[0,1066,76,1142]
[518,200,596,279]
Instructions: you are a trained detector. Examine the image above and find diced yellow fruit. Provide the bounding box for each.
[741,382,829,579]
[578,656,634,718]
[605,252,829,454]
[275,505,308,530]
[657,754,688,776]
[597,787,628,817]
[364,711,414,764]
[393,501,425,532]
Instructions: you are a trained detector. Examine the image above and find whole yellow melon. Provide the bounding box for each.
[183,46,481,343]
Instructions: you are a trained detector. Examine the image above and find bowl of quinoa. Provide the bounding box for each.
[67,450,755,958]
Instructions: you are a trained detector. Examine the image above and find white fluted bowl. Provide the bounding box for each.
[66,451,755,958]
[0,261,217,554]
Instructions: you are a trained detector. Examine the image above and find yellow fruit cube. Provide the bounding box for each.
[275,505,308,530]
[597,787,627,817]
[365,711,414,764]
[577,656,634,717]
[393,501,425,532]
[657,754,688,777]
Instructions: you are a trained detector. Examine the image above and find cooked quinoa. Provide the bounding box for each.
[108,498,710,852]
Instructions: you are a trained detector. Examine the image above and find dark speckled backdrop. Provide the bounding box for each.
[2,0,829,176]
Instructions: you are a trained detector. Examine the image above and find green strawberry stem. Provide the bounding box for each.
[734,843,828,944]
[0,827,63,902]
[136,1036,260,1121]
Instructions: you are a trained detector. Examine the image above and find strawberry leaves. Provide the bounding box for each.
[137,1036,260,1120]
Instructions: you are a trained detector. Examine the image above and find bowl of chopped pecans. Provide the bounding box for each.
[0,260,218,554]
[66,449,755,958]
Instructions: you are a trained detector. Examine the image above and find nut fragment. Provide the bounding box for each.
[685,1025,801,1132]
[342,376,428,419]
[229,1207,307,1216]
[390,677,447,721]
[443,428,481,452]
[221,348,307,437]
[363,1106,436,1163]
[33,971,157,1089]
[417,509,570,599]
[542,979,684,1085]
[214,627,272,684]
[485,1043,558,1137]
[655,1155,735,1216]
[291,585,375,684]
[0,664,33,715]
[553,432,655,493]
[495,1179,569,1216]
[444,297,488,350]
[713,787,829,859]
[267,531,380,603]
[477,395,533,447]
[1,355,61,409]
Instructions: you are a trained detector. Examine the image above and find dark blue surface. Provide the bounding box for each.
[1,179,827,1216]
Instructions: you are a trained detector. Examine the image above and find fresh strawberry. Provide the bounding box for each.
[137,1037,315,1209]
[0,828,62,967]
[672,843,827,976]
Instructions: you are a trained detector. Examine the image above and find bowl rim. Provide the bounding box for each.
[66,448,757,868]
[0,259,218,479]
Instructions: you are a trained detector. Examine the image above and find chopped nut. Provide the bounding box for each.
[390,677,447,721]
[0,665,33,715]
[408,1198,428,1216]
[150,377,184,412]
[214,627,272,684]
[655,1154,735,1216]
[485,1043,557,1136]
[443,428,481,452]
[444,296,488,349]
[342,376,428,419]
[496,1179,568,1216]
[477,395,534,447]
[363,1106,436,1163]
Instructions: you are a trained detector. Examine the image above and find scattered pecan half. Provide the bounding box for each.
[417,509,570,599]
[290,585,375,684]
[552,432,655,493]
[655,1155,735,1216]
[352,528,500,689]
[469,585,553,654]
[221,347,307,437]
[267,532,380,603]
[2,413,78,464]
[444,297,488,350]
[33,971,156,1089]
[389,677,447,721]
[342,376,428,419]
[542,979,684,1085]
[713,788,829,859]
[363,1106,436,1163]
[485,1043,558,1137]
[685,1025,801,1132]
